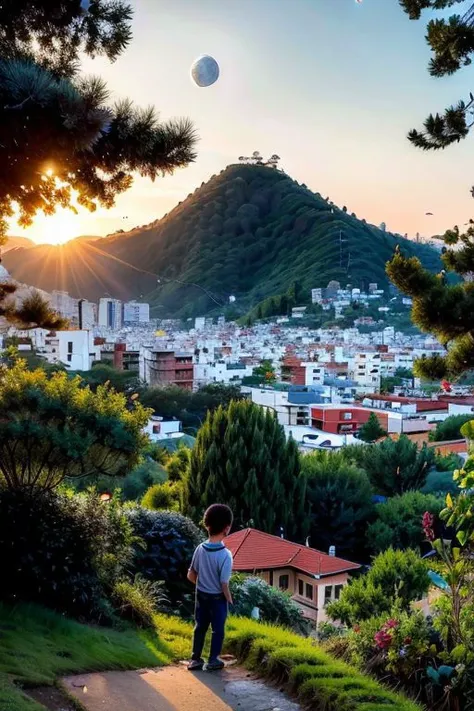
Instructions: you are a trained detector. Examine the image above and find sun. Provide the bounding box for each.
[7,206,84,246]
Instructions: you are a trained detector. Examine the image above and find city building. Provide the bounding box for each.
[140,348,194,389]
[123,301,150,324]
[113,343,140,372]
[225,528,360,626]
[78,299,97,329]
[144,415,183,442]
[35,329,99,371]
[50,291,78,321]
[98,298,122,330]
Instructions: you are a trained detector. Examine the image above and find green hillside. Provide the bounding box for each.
[4,164,441,318]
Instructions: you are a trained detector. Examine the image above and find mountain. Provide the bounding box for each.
[3,164,441,317]
[3,236,35,251]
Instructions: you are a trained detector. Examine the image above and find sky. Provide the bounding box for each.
[8,0,474,244]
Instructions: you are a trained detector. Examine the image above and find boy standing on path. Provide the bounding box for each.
[187,504,233,671]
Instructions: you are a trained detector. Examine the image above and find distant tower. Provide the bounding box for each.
[379,222,386,232]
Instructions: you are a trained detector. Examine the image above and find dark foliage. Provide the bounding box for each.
[429,413,474,442]
[125,507,203,603]
[0,487,130,618]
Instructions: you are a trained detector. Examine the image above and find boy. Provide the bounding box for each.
[187,503,233,671]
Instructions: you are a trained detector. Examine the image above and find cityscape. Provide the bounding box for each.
[1,2,474,711]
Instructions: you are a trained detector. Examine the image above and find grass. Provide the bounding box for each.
[1,604,422,711]
[0,603,173,711]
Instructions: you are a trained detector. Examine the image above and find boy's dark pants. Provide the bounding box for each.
[192,591,228,662]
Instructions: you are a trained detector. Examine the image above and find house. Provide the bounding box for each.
[225,528,360,626]
[144,415,183,442]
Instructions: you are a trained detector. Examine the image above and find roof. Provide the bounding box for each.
[225,528,360,578]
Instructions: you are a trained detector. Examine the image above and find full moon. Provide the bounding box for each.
[190,55,220,87]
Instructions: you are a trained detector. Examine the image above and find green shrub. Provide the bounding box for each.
[366,492,444,554]
[230,574,310,635]
[429,415,474,442]
[421,469,461,496]
[327,549,430,626]
[126,508,202,604]
[141,481,182,511]
[0,487,102,617]
[434,452,463,472]
[121,460,167,501]
[111,576,167,628]
[0,487,136,619]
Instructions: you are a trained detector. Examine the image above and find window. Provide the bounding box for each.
[279,574,289,591]
[67,354,72,362]
[298,579,304,596]
[152,424,161,434]
[67,341,73,354]
[305,583,313,600]
[342,412,352,420]
[335,584,344,600]
[324,585,333,604]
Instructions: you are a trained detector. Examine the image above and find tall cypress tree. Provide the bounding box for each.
[185,400,308,538]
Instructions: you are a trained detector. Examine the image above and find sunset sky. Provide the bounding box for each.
[8,0,474,245]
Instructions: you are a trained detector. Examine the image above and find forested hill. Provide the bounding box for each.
[4,164,441,318]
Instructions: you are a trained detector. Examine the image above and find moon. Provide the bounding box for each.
[190,55,220,88]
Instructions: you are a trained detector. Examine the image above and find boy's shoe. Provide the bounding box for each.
[188,658,205,671]
[205,659,225,671]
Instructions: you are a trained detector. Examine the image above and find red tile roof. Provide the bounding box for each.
[225,528,360,578]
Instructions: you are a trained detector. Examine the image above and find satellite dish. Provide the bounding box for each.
[191,55,220,87]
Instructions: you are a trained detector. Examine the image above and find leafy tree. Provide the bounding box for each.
[166,446,191,482]
[388,2,474,380]
[139,383,244,433]
[141,481,182,511]
[0,1,195,325]
[242,359,276,386]
[185,400,307,537]
[327,548,430,626]
[0,360,150,490]
[366,492,444,554]
[344,435,434,496]
[358,413,387,443]
[429,414,474,442]
[301,451,374,556]
[70,363,140,394]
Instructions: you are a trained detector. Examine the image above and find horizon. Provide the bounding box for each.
[7,0,474,245]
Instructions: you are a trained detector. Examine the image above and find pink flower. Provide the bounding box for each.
[374,630,393,649]
[422,511,435,542]
[384,619,399,629]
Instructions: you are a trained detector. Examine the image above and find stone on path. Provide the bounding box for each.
[63,664,302,711]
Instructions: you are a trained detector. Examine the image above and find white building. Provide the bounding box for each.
[194,317,206,330]
[98,298,122,330]
[351,352,381,391]
[35,330,99,371]
[144,415,183,442]
[194,361,254,387]
[123,301,150,324]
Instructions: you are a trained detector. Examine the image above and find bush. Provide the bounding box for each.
[429,415,474,442]
[421,469,461,496]
[0,488,102,617]
[111,576,167,628]
[366,492,444,554]
[0,486,137,620]
[126,508,203,603]
[121,460,167,501]
[230,574,310,635]
[327,549,430,626]
[141,481,182,511]
[434,452,464,472]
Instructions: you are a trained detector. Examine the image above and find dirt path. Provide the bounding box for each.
[62,664,302,711]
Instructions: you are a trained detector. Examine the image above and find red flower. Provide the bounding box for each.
[422,511,436,542]
[384,619,399,629]
[374,630,393,649]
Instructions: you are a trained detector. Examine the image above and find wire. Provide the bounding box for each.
[85,241,227,307]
